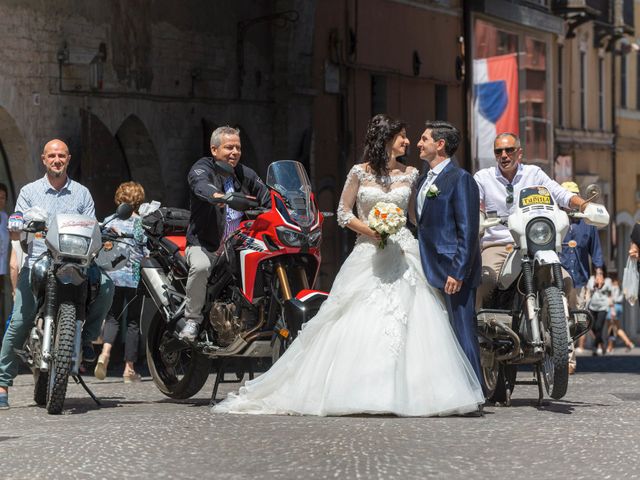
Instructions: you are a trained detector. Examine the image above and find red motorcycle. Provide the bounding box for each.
[140,160,328,401]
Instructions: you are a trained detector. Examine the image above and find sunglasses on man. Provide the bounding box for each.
[494,147,518,156]
[506,184,514,204]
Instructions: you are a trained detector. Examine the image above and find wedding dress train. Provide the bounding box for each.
[212,165,484,416]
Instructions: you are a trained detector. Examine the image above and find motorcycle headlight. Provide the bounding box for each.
[276,226,306,247]
[527,219,554,246]
[59,234,90,255]
[309,228,322,247]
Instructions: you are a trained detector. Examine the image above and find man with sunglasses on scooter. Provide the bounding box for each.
[473,133,589,311]
[180,126,270,342]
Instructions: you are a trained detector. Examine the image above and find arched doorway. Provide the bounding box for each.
[79,109,130,219]
[0,107,30,202]
[116,115,164,205]
[0,106,29,326]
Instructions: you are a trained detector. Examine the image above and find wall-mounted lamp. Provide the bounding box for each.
[56,41,107,92]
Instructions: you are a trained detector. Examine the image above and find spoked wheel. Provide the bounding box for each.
[481,358,499,400]
[146,312,210,399]
[540,286,570,400]
[46,302,76,414]
[29,325,48,406]
[33,369,49,406]
[488,364,517,406]
[270,315,294,364]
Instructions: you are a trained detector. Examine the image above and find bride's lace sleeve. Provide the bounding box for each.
[337,165,360,228]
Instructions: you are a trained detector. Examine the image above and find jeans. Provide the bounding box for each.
[0,267,114,387]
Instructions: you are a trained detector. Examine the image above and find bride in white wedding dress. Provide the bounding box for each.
[212,114,484,416]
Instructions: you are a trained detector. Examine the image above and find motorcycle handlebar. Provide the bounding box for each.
[245,208,269,217]
[22,221,47,234]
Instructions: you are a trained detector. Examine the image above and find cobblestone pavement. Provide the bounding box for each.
[2,350,640,479]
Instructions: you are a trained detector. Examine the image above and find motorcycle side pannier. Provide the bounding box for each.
[142,207,190,236]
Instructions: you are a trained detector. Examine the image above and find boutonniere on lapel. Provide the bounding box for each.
[426,184,440,198]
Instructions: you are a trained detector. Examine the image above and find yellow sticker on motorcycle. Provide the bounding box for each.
[518,186,554,207]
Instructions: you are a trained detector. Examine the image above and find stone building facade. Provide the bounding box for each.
[0,0,316,218]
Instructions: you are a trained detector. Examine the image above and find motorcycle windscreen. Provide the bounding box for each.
[266,160,317,228]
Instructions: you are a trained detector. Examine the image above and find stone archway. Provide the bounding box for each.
[79,109,130,219]
[0,106,29,323]
[115,115,164,205]
[0,107,30,204]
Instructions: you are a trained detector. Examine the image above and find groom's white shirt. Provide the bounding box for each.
[417,158,450,219]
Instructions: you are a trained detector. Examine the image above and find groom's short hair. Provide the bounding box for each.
[425,121,460,157]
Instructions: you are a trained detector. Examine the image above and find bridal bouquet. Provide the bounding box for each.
[368,202,406,249]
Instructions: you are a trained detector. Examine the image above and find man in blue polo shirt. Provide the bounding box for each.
[0,139,114,409]
[559,181,604,374]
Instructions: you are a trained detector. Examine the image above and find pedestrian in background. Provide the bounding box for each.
[587,273,613,356]
[94,182,146,383]
[606,275,634,353]
[559,181,604,372]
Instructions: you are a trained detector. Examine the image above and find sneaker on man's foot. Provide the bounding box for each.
[596,347,604,356]
[0,392,9,410]
[178,320,200,342]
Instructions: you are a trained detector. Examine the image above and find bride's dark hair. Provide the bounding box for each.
[362,114,407,177]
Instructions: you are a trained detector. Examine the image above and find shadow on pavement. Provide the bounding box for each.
[57,397,150,415]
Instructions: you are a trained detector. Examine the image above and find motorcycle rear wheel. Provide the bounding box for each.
[487,364,517,405]
[540,286,569,400]
[146,312,211,399]
[46,302,76,414]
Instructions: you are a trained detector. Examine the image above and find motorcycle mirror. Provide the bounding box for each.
[585,184,601,202]
[214,160,235,177]
[116,203,134,220]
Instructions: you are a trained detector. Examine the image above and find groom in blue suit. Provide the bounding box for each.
[415,121,483,391]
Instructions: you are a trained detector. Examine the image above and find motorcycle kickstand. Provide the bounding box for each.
[534,366,544,407]
[72,375,101,406]
[209,359,255,407]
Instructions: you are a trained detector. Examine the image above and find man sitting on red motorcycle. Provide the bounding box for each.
[179,126,270,342]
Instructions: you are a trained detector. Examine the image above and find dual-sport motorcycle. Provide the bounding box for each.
[18,204,134,414]
[477,185,609,405]
[140,160,329,401]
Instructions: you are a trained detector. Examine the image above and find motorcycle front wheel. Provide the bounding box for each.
[46,302,76,414]
[540,286,569,400]
[146,312,210,399]
[33,369,48,406]
[30,326,48,406]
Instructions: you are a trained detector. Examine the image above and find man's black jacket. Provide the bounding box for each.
[187,157,270,251]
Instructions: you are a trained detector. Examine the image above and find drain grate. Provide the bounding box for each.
[612,393,640,401]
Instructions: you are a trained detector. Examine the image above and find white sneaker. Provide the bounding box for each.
[178,320,200,342]
[596,347,604,356]
[575,347,585,354]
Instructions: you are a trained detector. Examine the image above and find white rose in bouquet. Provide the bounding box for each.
[367,202,406,249]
